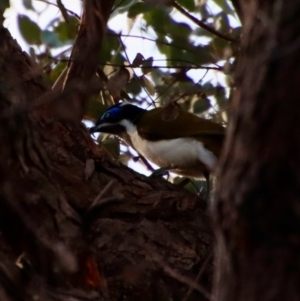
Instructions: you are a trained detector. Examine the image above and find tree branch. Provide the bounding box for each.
[173,1,239,44]
[50,57,223,71]
[56,0,114,122]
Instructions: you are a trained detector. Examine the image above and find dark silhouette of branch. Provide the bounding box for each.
[56,0,69,22]
[49,56,223,71]
[35,0,80,19]
[118,36,156,105]
[103,61,222,70]
[111,0,126,14]
[173,1,239,44]
[182,253,213,301]
[108,33,206,56]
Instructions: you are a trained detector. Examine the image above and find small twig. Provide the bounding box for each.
[154,77,179,102]
[118,37,156,106]
[87,180,118,211]
[139,156,155,172]
[35,0,80,19]
[182,253,212,301]
[110,33,225,69]
[111,0,126,14]
[152,254,211,300]
[133,155,155,172]
[164,67,209,103]
[173,1,239,43]
[48,56,223,71]
[109,33,202,55]
[84,62,220,70]
[56,0,69,23]
[196,68,209,84]
[83,180,124,226]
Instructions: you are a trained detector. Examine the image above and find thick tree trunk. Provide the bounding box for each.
[0,7,213,301]
[214,1,300,300]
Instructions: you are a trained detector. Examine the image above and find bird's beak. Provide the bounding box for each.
[89,123,125,135]
[89,125,98,134]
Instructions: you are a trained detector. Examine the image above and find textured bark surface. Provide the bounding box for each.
[214,1,300,300]
[0,9,213,301]
[53,0,114,121]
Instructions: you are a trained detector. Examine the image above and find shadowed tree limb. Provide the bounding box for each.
[213,1,300,300]
[54,0,115,122]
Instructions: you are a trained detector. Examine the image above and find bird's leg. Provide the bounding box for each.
[203,170,211,201]
[150,165,178,180]
[136,155,155,172]
[150,167,170,179]
[204,171,210,192]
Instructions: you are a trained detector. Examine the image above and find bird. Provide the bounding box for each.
[89,102,225,189]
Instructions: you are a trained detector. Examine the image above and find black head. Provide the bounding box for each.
[89,102,146,134]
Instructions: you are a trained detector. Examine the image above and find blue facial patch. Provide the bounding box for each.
[101,107,121,121]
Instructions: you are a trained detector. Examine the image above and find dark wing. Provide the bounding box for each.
[137,107,225,141]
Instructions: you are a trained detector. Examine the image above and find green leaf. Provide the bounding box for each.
[126,78,142,96]
[54,16,79,43]
[128,2,153,18]
[163,42,216,67]
[98,29,121,65]
[201,82,217,96]
[0,0,10,11]
[111,0,136,17]
[214,86,228,107]
[156,39,171,58]
[18,15,41,45]
[176,0,195,11]
[144,7,172,36]
[85,97,108,121]
[49,62,67,85]
[193,97,211,114]
[168,22,192,46]
[212,37,230,59]
[42,30,63,48]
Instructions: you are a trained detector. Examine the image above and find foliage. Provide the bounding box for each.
[7,0,240,183]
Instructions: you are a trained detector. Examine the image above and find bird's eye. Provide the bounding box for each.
[104,112,110,119]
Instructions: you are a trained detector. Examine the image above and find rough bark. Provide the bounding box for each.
[214,1,300,301]
[0,6,213,301]
[53,0,114,122]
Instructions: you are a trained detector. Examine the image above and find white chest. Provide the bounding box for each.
[119,120,217,176]
[130,132,216,177]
